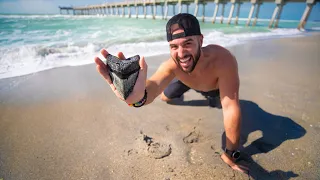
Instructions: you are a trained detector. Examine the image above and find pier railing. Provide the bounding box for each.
[59,0,318,30]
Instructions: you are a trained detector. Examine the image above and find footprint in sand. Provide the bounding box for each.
[147,142,172,159]
[141,132,172,159]
[125,149,138,156]
[183,127,210,165]
[183,129,201,144]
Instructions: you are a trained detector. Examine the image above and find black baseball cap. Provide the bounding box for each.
[166,13,202,42]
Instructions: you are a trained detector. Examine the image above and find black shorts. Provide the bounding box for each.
[163,79,220,99]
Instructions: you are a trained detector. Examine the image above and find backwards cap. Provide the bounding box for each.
[166,13,202,42]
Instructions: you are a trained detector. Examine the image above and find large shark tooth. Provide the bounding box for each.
[106,54,140,100]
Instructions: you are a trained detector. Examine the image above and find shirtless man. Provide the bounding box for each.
[94,13,248,174]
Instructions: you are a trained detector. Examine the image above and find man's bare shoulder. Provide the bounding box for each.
[204,44,237,68]
[204,44,233,57]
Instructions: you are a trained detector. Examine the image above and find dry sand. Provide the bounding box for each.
[0,33,319,180]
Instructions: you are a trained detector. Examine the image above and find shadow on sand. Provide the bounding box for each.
[166,98,306,180]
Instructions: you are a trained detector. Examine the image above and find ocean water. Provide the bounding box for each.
[0,13,319,80]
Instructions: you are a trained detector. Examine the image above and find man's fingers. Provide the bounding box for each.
[125,56,147,103]
[219,149,250,175]
[94,56,105,66]
[96,62,112,84]
[100,49,109,59]
[117,52,126,60]
[97,67,125,101]
[135,56,148,86]
[139,56,148,74]
[232,165,249,174]
[114,89,125,101]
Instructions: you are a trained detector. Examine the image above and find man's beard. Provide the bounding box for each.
[172,45,201,73]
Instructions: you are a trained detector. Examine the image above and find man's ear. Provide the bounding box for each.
[200,34,204,46]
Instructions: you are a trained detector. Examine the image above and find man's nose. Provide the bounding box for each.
[177,46,186,59]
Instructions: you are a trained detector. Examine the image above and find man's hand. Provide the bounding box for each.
[94,49,148,104]
[221,152,249,174]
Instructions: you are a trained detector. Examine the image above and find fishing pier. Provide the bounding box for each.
[59,0,318,29]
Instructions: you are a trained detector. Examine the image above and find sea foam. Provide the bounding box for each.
[0,15,311,79]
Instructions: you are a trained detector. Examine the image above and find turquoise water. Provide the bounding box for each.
[0,14,319,79]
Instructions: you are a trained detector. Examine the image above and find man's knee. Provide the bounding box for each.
[160,92,172,102]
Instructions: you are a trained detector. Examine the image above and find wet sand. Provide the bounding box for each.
[0,33,319,180]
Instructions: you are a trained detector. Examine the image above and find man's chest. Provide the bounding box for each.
[176,71,219,92]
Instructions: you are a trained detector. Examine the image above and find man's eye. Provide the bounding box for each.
[171,46,177,50]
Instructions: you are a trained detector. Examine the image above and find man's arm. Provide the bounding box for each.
[217,49,248,173]
[95,50,175,105]
[219,52,241,151]
[145,60,175,105]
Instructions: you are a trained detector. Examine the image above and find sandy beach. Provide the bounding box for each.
[0,33,319,180]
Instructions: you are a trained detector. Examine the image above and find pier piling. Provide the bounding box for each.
[227,0,236,24]
[128,4,131,18]
[153,1,157,19]
[298,0,315,30]
[202,3,206,22]
[252,3,261,26]
[246,0,257,26]
[212,0,219,24]
[164,0,169,20]
[122,5,125,17]
[179,0,182,13]
[269,0,284,28]
[144,2,147,19]
[235,2,241,25]
[136,3,139,18]
[274,3,284,28]
[194,0,199,17]
[221,2,225,23]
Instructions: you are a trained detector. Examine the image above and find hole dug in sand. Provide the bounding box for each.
[183,130,201,144]
[141,131,172,159]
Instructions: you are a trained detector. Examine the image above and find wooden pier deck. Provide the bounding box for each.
[59,0,319,29]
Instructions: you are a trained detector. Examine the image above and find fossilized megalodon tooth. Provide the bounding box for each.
[106,54,140,100]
